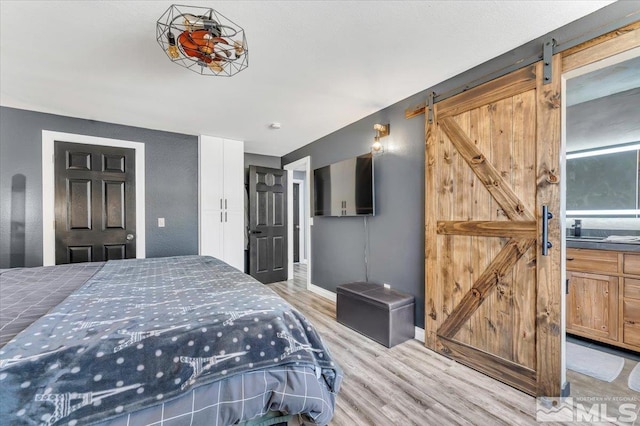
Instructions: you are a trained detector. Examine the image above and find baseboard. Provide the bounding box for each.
[308,283,337,302]
[414,326,425,342]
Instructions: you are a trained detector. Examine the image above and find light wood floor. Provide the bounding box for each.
[271,268,541,425]
[274,266,640,424]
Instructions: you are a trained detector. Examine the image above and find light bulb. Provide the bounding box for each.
[168,45,179,59]
[208,61,223,72]
[234,40,245,56]
[372,141,383,152]
[167,32,180,59]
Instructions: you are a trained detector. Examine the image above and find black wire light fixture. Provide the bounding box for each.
[156,4,248,76]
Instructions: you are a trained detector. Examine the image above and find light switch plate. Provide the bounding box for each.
[158,217,165,227]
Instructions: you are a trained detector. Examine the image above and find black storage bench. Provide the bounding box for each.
[336,282,414,348]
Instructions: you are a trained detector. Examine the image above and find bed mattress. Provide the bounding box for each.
[0,256,341,425]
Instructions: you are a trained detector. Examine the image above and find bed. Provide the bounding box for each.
[0,256,342,425]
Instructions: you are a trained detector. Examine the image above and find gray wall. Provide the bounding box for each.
[282,90,427,327]
[279,0,636,331]
[0,106,199,268]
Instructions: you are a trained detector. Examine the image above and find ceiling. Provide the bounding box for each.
[0,1,615,156]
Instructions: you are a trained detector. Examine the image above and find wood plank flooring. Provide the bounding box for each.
[273,266,640,424]
[270,271,541,425]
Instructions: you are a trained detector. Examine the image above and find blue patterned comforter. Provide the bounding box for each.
[0,256,341,425]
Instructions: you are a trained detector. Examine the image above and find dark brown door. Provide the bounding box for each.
[425,58,562,396]
[293,183,300,263]
[55,141,136,264]
[249,165,287,283]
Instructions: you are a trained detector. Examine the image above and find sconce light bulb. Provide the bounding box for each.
[372,141,383,152]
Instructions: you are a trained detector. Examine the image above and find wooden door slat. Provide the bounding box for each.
[438,336,537,395]
[437,65,536,119]
[437,238,535,339]
[425,103,439,349]
[439,117,535,222]
[437,220,536,237]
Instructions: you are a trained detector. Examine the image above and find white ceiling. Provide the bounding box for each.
[0,1,614,156]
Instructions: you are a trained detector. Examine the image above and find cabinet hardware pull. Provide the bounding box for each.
[220,212,223,222]
[225,212,227,222]
[225,199,228,209]
[220,198,223,209]
[567,257,575,261]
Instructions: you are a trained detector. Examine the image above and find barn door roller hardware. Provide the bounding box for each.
[427,92,435,124]
[542,38,555,85]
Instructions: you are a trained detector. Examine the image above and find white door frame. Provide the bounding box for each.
[42,130,146,265]
[284,156,311,288]
[292,178,306,264]
[559,45,640,389]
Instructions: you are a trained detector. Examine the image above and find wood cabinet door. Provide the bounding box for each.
[567,271,619,341]
[425,58,562,396]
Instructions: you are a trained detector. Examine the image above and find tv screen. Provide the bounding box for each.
[313,153,374,216]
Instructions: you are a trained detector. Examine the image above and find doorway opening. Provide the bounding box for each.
[561,46,640,414]
[284,156,311,290]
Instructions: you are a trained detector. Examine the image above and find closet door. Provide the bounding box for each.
[425,58,562,396]
[221,138,245,271]
[198,135,244,269]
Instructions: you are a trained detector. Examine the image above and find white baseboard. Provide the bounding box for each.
[308,283,337,302]
[414,326,425,342]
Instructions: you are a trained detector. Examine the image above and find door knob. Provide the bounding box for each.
[126,233,135,241]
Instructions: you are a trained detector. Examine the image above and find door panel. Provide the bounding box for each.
[249,166,287,283]
[425,59,561,396]
[55,142,136,264]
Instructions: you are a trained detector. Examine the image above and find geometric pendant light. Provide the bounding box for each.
[156,4,248,76]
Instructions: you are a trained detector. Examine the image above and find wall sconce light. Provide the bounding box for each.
[372,123,389,155]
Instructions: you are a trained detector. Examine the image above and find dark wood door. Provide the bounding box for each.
[293,183,300,263]
[425,59,562,396]
[249,166,287,283]
[55,141,136,264]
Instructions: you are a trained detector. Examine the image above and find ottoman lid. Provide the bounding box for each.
[337,282,414,310]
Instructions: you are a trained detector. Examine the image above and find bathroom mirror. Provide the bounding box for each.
[565,54,640,231]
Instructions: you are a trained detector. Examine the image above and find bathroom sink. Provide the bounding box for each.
[566,236,604,242]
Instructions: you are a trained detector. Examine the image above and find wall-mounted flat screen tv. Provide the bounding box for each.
[313,153,375,216]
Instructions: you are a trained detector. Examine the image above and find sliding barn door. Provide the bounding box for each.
[425,58,562,396]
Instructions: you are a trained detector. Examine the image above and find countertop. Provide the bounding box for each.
[566,237,640,252]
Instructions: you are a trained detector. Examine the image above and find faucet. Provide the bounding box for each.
[572,219,582,238]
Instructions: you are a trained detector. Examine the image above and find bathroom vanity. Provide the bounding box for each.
[566,241,640,352]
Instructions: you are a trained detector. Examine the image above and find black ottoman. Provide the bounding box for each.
[336,282,414,348]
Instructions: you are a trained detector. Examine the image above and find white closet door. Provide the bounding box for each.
[199,136,224,211]
[223,210,245,270]
[222,139,244,212]
[200,210,223,259]
[199,135,244,268]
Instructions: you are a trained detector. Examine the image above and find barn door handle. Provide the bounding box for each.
[541,205,553,256]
